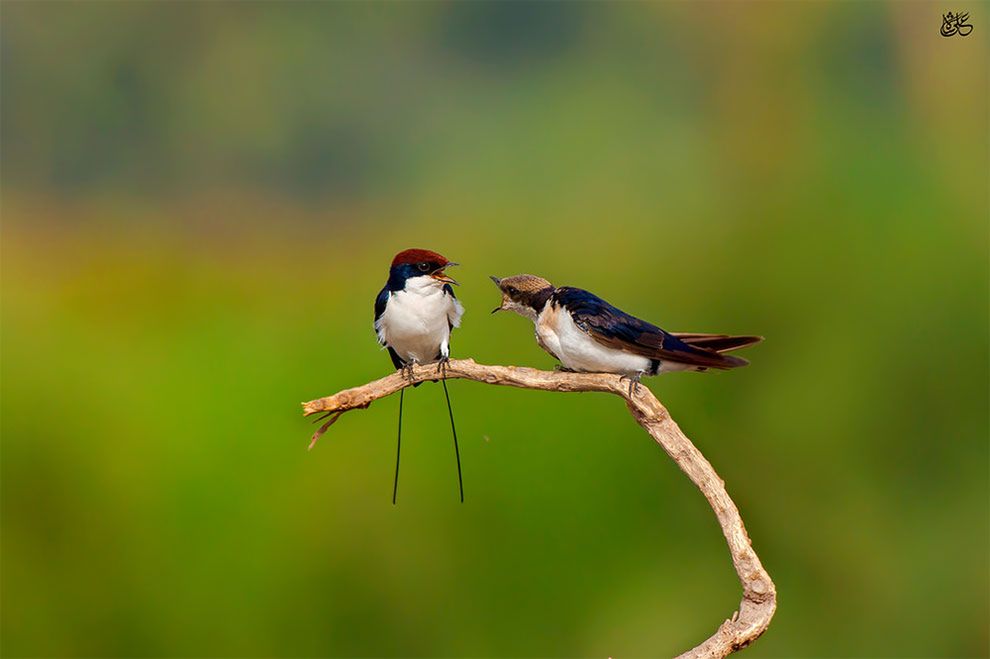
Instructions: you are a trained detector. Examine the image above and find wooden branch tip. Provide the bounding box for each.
[301,359,776,656]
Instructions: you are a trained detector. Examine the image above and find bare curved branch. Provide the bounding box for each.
[302,358,776,657]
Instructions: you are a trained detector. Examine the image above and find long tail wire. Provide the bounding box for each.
[392,388,403,505]
[392,368,463,504]
[441,375,464,503]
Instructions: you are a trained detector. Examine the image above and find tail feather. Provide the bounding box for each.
[392,388,403,505]
[671,333,763,354]
[441,376,464,503]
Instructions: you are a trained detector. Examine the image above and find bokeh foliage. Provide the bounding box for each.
[2,2,988,656]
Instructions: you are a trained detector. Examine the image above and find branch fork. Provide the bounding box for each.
[302,358,776,657]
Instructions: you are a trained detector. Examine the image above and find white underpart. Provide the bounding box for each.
[375,275,464,364]
[535,303,653,376]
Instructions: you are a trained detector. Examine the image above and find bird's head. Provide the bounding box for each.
[389,249,459,290]
[490,274,554,320]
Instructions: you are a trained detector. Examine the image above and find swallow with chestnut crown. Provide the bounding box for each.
[490,274,762,393]
[374,249,464,503]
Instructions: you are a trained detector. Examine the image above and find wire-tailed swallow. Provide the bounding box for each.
[375,249,465,503]
[490,274,761,391]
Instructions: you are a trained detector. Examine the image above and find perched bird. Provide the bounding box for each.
[375,249,465,503]
[490,274,761,391]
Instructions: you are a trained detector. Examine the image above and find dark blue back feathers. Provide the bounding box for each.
[551,286,687,348]
[552,287,746,368]
[373,286,403,370]
[374,286,389,324]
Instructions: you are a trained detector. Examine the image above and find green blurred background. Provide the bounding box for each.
[2,2,987,657]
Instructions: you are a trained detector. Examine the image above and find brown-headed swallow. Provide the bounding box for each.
[490,274,761,392]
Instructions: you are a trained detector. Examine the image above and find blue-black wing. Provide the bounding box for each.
[374,286,406,370]
[443,284,457,331]
[670,333,763,353]
[374,286,389,327]
[553,287,748,369]
[386,346,404,370]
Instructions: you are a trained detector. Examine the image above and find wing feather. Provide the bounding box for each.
[373,286,390,344]
[554,287,749,370]
[671,333,764,353]
[443,283,464,331]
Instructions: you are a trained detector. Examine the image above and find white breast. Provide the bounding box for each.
[536,304,652,376]
[376,276,463,364]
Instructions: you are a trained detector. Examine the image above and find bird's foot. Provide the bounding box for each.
[399,363,416,382]
[554,365,577,373]
[619,373,642,397]
[436,356,450,378]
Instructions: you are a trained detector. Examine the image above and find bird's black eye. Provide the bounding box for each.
[417,262,430,272]
[507,286,518,295]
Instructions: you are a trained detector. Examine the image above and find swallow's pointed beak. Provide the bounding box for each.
[431,262,459,286]
[489,276,505,313]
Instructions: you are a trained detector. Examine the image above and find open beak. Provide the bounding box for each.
[489,276,504,313]
[430,262,459,286]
